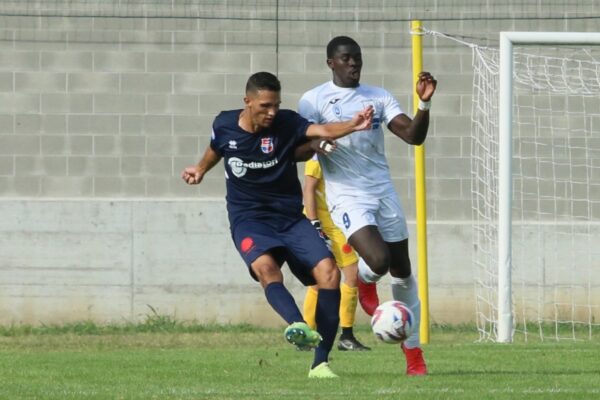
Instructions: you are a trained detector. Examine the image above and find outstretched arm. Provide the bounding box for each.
[306,106,374,140]
[181,145,222,185]
[388,71,437,145]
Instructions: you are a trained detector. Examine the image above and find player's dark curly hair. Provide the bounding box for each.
[246,71,281,93]
[327,36,360,58]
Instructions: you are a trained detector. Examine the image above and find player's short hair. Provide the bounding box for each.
[327,36,360,58]
[245,72,281,94]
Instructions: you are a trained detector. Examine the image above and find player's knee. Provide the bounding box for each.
[251,263,282,285]
[319,269,340,289]
[313,258,340,289]
[364,252,390,276]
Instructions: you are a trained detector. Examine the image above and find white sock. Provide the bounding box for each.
[390,274,420,349]
[357,257,383,283]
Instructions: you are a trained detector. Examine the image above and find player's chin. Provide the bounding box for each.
[348,71,360,82]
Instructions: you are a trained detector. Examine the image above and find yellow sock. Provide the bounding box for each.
[302,286,318,329]
[339,283,358,328]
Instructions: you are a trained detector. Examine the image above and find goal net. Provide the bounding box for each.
[471,36,600,341]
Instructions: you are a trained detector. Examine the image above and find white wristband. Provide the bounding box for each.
[418,99,431,111]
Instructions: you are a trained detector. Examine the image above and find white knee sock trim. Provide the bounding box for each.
[390,274,417,290]
[357,257,383,283]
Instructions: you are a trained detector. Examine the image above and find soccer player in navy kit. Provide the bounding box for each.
[182,72,373,378]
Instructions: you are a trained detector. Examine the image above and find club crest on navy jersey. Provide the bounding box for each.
[260,137,274,154]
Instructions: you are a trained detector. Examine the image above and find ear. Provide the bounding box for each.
[243,96,250,106]
[326,58,334,69]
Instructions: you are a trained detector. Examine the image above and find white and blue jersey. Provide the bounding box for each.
[298,81,409,242]
[298,81,404,200]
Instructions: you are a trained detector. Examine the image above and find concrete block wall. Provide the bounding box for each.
[0,1,597,326]
[0,200,477,326]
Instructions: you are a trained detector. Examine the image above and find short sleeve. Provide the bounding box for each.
[298,91,321,123]
[380,89,404,126]
[283,110,312,146]
[304,157,322,179]
[209,125,223,156]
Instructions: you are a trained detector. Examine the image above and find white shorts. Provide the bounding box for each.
[328,192,408,243]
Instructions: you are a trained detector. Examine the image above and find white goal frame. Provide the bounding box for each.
[497,31,600,342]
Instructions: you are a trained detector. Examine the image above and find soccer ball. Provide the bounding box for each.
[370,300,414,344]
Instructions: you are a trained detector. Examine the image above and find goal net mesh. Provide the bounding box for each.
[471,44,600,341]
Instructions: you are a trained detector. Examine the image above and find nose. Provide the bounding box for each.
[352,57,363,68]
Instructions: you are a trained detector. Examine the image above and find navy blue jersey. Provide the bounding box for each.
[210,109,311,228]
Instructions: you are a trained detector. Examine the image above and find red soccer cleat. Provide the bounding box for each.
[402,344,428,376]
[357,279,379,316]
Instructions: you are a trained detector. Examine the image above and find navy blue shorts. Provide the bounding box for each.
[231,217,332,286]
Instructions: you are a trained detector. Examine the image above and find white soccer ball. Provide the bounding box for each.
[370,300,414,344]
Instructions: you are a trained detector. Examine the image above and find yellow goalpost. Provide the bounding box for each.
[411,20,430,344]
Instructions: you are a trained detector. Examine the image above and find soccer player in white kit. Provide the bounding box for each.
[298,36,437,376]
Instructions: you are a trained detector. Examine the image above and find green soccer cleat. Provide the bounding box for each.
[284,322,322,348]
[308,362,339,379]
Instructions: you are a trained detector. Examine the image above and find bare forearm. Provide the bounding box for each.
[303,192,318,220]
[305,202,319,221]
[196,146,221,177]
[394,70,436,145]
[182,145,221,185]
[294,140,315,161]
[307,120,358,140]
[405,110,429,145]
[303,176,319,220]
[389,111,430,146]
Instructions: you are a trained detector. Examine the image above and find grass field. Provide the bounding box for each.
[0,319,599,400]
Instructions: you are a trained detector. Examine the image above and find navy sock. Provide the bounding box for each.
[264,282,304,325]
[313,288,341,368]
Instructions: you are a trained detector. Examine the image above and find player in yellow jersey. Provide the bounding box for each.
[301,155,375,351]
